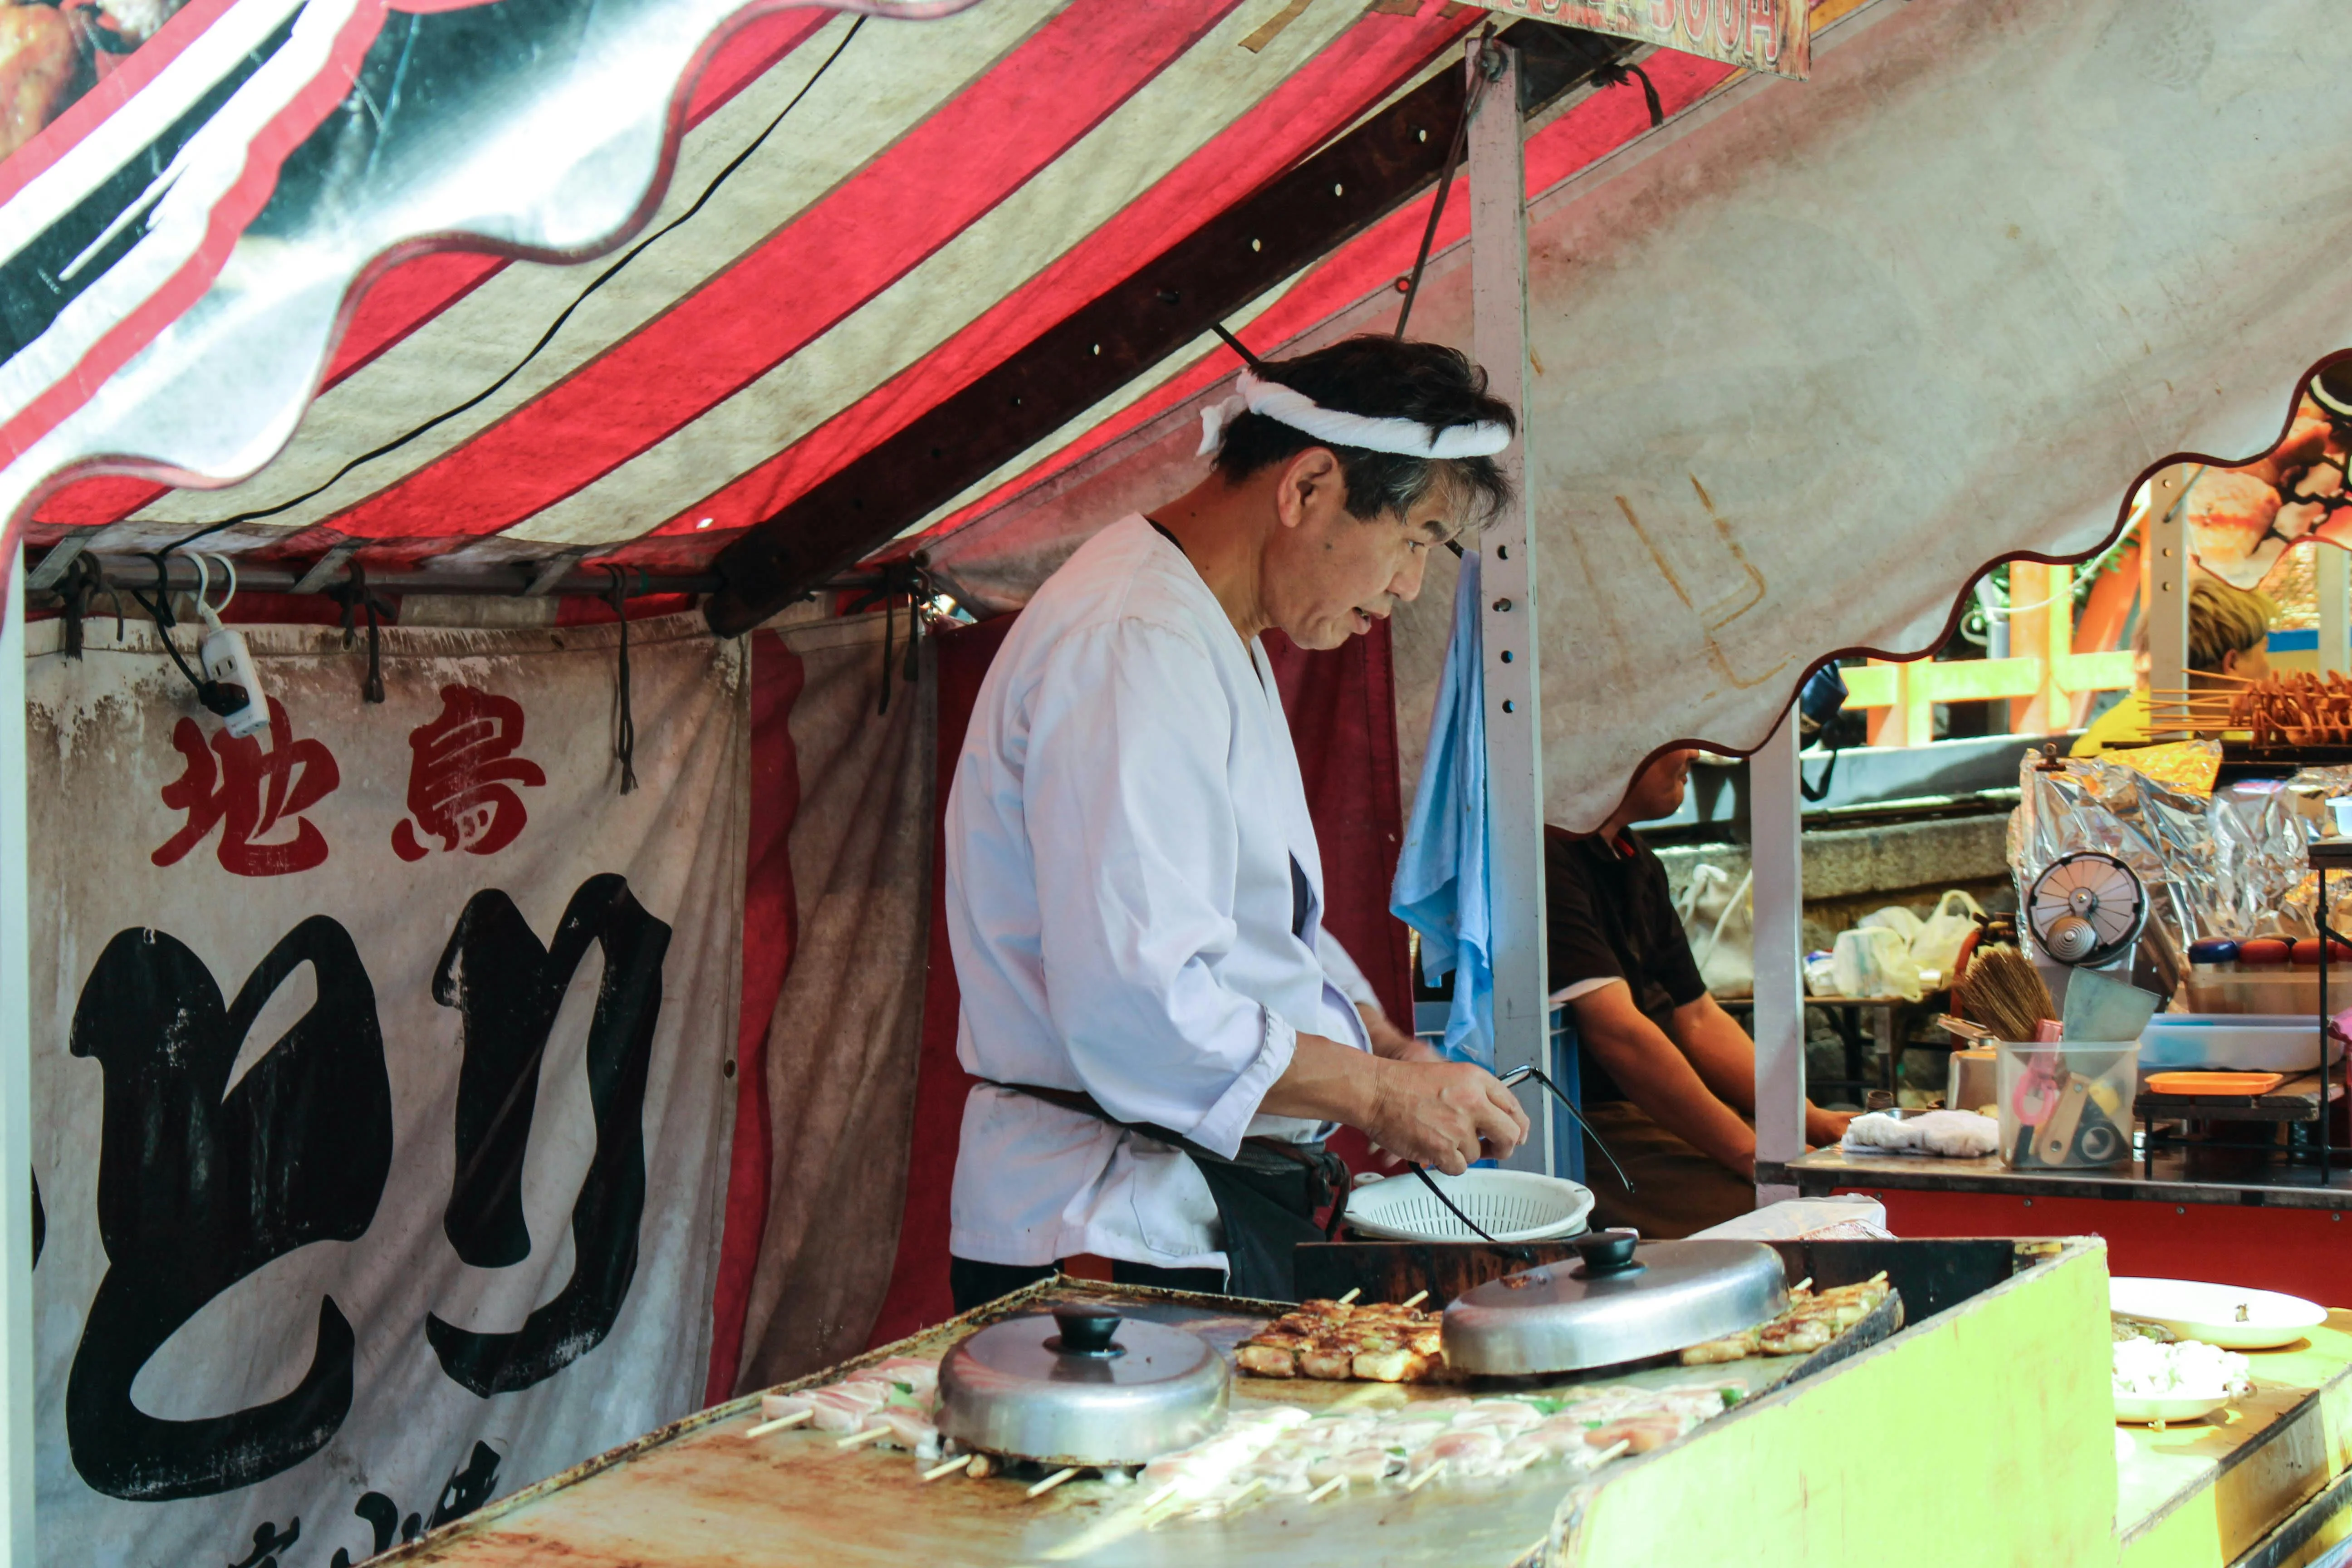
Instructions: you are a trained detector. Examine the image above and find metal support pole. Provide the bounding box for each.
[2143,466,2194,732]
[0,553,34,1566]
[1467,36,1550,1174]
[1751,705,1804,1206]
[2322,545,2350,677]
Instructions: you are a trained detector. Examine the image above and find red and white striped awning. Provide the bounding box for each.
[17,0,1524,578]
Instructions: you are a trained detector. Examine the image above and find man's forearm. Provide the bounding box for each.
[1676,997,1844,1140]
[1259,1032,1380,1125]
[1583,1027,1755,1176]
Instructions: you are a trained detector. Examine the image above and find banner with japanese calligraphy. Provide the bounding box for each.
[22,610,746,1568]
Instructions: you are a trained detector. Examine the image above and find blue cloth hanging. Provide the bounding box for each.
[1390,550,1493,1066]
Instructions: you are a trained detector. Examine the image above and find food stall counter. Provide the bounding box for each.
[368,1240,2180,1568]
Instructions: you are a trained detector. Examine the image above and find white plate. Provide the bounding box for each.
[2110,1277,2328,1350]
[2112,1390,2230,1426]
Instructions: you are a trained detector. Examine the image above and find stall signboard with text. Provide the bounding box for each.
[1457,0,1808,80]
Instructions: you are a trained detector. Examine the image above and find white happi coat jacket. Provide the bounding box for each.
[942,514,1373,1273]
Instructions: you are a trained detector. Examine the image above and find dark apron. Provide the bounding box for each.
[988,1081,1350,1303]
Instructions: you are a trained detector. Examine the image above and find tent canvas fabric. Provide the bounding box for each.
[913,0,2352,828]
[6,0,1488,573]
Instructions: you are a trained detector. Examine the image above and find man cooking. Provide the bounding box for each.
[943,337,1530,1310]
[1550,748,1854,1238]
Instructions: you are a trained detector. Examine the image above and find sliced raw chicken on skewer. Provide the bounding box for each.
[1413,1429,1504,1478]
[1306,1447,1397,1487]
[759,1392,815,1422]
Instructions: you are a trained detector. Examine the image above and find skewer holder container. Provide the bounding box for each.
[1995,1041,2139,1169]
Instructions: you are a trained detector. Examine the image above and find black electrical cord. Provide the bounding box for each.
[1501,1063,1633,1193]
[163,15,872,554]
[1393,34,1490,342]
[124,554,243,715]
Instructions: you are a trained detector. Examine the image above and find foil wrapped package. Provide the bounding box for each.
[2010,743,2352,953]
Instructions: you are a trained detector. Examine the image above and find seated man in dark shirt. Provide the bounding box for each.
[1548,748,1852,1238]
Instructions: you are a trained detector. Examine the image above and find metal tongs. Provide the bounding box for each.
[1401,1065,1635,1245]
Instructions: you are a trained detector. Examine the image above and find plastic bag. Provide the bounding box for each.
[1675,863,1754,996]
[1908,890,1986,984]
[1857,905,1923,947]
[1829,926,1924,1001]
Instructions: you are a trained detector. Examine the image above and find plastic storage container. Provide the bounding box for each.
[2138,1015,2342,1072]
[1995,1041,2138,1169]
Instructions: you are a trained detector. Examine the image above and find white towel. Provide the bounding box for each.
[1840,1109,2000,1159]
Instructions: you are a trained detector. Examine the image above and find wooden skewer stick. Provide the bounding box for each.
[1792,1277,1813,1294]
[1406,1460,1448,1494]
[1305,1475,1348,1504]
[836,1425,893,1450]
[746,1410,814,1437]
[1028,1466,1082,1499]
[1584,1439,1633,1469]
[1398,1290,1430,1311]
[1202,1476,1266,1517]
[922,1455,971,1482]
[1335,1288,1362,1306]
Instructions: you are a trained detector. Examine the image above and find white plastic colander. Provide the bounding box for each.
[1343,1168,1594,1244]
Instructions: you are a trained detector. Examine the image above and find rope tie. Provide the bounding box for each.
[327,559,393,704]
[1591,58,1664,127]
[604,566,638,794]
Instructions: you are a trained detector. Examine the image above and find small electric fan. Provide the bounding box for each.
[2024,851,2148,967]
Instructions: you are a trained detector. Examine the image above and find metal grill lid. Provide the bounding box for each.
[936,1308,1230,1466]
[1441,1230,1787,1375]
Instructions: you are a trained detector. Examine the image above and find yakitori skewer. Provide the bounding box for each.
[746,1411,813,1438]
[1027,1466,1081,1499]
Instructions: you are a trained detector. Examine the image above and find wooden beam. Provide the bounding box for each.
[703,23,1631,636]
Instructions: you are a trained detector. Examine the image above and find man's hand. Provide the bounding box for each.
[1806,1107,1857,1147]
[1356,1001,1442,1063]
[1363,1059,1530,1175]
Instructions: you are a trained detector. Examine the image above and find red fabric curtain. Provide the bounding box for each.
[863,617,1410,1345]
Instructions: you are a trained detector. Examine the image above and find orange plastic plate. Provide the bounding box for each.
[2144,1071,2286,1097]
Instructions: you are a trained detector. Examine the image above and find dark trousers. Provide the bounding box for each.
[949,1256,1226,1314]
[1580,1098,1756,1240]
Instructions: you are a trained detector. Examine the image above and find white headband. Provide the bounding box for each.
[1196,368,1513,461]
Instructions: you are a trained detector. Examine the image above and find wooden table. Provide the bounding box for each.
[1715,992,1947,1101]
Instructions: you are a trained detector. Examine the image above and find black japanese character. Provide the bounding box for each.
[328,1491,420,1568]
[226,1517,298,1568]
[430,1440,504,1526]
[427,875,667,1396]
[66,919,392,1500]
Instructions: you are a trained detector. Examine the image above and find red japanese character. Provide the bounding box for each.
[152,699,341,877]
[392,686,547,863]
